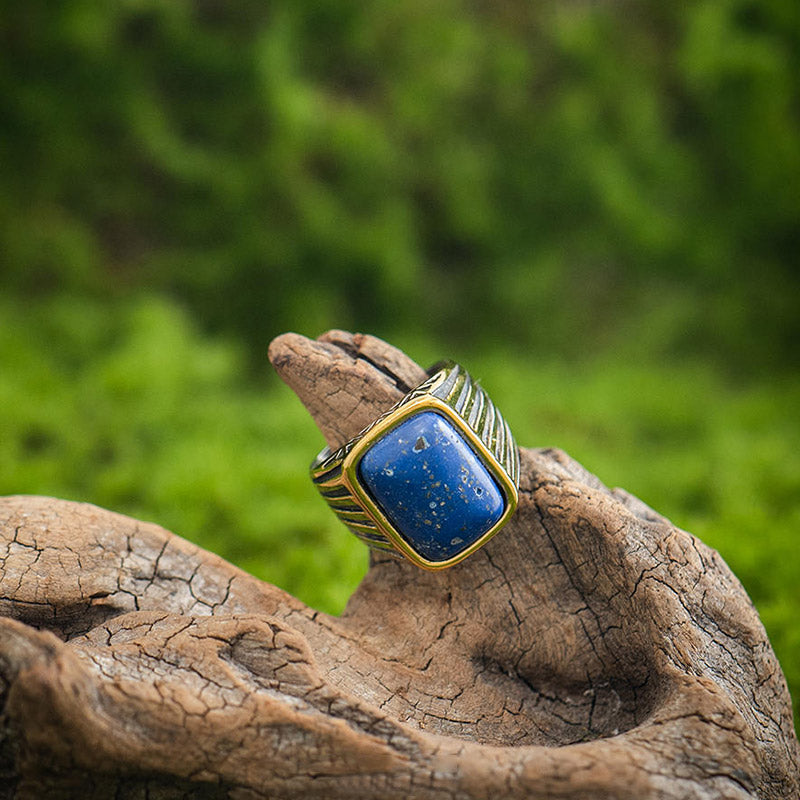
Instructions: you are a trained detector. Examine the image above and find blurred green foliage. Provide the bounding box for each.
[0,1,798,721]
[0,295,368,613]
[1,0,798,369]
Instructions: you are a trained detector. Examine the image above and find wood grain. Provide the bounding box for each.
[0,330,796,799]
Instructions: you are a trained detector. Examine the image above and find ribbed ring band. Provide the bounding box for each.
[310,361,519,570]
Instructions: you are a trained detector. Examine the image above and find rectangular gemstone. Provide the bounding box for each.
[357,410,504,562]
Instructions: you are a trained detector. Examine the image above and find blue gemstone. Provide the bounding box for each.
[357,410,505,562]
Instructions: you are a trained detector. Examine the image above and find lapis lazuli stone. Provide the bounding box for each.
[357,410,505,562]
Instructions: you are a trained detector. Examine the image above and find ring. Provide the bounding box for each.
[310,361,519,569]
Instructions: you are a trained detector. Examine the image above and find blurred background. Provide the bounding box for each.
[0,1,798,720]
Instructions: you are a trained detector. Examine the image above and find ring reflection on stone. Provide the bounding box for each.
[310,361,519,570]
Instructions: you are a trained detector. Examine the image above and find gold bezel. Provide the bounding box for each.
[340,395,518,570]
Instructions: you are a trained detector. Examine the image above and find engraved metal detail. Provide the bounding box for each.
[310,361,519,560]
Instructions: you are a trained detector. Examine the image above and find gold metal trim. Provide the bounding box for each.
[310,362,519,570]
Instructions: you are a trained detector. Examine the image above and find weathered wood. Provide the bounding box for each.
[0,330,797,799]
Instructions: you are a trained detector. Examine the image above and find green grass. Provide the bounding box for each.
[1,294,797,723]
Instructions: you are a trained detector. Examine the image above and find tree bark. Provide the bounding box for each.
[0,330,797,799]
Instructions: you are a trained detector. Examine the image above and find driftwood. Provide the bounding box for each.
[0,330,797,799]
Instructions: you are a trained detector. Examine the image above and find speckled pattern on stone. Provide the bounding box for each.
[358,411,504,561]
